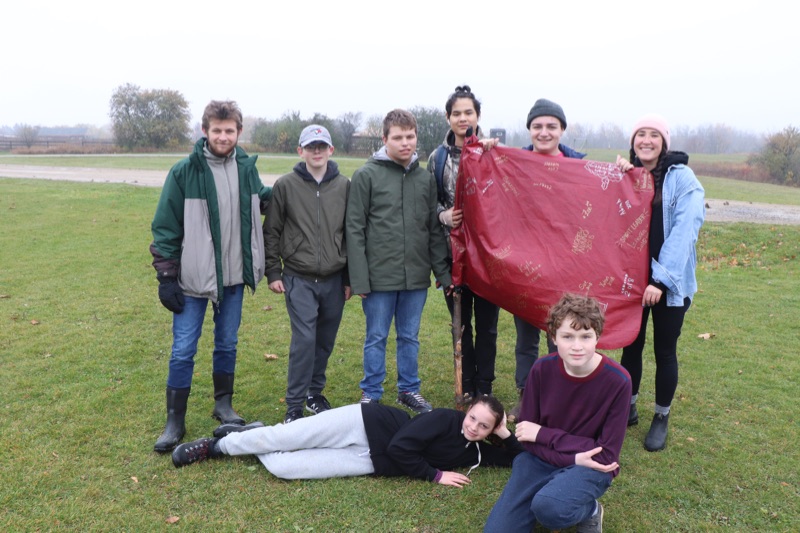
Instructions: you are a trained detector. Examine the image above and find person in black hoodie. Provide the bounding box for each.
[264,124,351,425]
[171,395,522,486]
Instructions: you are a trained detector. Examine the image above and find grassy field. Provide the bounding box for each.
[1,171,798,531]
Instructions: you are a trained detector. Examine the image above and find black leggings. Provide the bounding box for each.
[620,296,690,408]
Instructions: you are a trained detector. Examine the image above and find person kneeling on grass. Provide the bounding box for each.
[172,395,522,485]
[484,294,632,533]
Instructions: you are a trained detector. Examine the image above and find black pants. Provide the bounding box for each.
[446,286,500,395]
[620,296,690,408]
[513,316,557,390]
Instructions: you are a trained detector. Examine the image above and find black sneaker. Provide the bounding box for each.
[306,394,332,415]
[359,392,380,404]
[397,391,433,414]
[172,437,219,468]
[283,408,304,424]
[213,420,265,438]
[576,501,603,533]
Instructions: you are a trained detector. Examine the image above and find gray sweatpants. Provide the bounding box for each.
[218,404,374,479]
[283,273,345,409]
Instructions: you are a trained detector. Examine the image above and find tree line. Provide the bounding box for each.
[7,83,779,188]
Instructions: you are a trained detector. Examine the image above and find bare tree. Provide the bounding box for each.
[335,112,362,153]
[14,123,40,148]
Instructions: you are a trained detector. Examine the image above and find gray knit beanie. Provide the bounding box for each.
[526,99,567,130]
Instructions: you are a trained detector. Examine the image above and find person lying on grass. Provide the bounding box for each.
[172,395,522,486]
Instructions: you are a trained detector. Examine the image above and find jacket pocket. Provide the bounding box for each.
[180,199,217,299]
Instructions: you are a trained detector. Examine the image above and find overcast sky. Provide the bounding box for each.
[3,0,797,137]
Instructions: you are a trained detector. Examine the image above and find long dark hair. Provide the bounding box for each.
[445,85,482,118]
[467,394,505,430]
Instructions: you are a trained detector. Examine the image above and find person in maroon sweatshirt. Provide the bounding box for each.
[484,293,632,533]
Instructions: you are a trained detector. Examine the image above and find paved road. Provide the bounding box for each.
[2,164,800,225]
[0,164,281,187]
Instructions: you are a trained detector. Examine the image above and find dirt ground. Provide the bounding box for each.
[2,164,800,225]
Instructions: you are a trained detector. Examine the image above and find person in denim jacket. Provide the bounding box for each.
[616,114,705,452]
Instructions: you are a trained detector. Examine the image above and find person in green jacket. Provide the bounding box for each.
[264,124,351,425]
[346,109,452,414]
[150,100,272,453]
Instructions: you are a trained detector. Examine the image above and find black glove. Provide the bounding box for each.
[158,277,184,313]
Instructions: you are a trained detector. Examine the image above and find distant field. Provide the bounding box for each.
[3,152,798,206]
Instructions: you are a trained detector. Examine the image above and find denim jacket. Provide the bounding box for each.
[651,163,705,306]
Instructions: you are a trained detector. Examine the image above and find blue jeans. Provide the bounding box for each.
[360,289,427,400]
[484,452,611,533]
[166,285,244,389]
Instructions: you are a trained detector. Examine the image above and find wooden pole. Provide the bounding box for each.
[452,288,465,410]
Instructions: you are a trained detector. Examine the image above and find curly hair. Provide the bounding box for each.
[546,293,605,340]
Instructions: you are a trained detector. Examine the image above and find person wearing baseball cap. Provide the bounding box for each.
[616,114,705,451]
[264,124,351,424]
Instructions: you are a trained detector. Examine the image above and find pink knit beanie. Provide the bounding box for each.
[630,114,670,150]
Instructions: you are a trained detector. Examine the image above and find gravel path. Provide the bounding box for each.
[2,164,800,225]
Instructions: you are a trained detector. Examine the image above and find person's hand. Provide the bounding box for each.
[437,471,472,488]
[450,208,463,228]
[492,412,511,439]
[616,154,634,172]
[344,285,352,301]
[158,277,184,313]
[479,138,500,151]
[268,280,285,294]
[439,208,454,227]
[575,446,619,473]
[642,284,663,307]
[515,421,541,443]
[359,292,369,299]
[444,284,455,297]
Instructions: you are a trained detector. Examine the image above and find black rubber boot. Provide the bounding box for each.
[154,387,190,453]
[211,373,245,425]
[644,413,669,452]
[628,403,639,427]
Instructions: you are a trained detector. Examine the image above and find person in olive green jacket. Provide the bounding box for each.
[346,109,452,414]
[264,124,351,425]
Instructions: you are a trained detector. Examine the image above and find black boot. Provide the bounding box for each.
[644,413,669,452]
[213,420,265,438]
[211,373,245,425]
[628,403,639,427]
[172,437,222,468]
[154,387,190,453]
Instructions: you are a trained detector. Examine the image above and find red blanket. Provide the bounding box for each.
[451,142,654,349]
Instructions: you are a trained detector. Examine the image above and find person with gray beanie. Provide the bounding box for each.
[508,98,587,423]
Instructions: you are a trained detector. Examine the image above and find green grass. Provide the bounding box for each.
[696,176,800,205]
[1,175,799,531]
